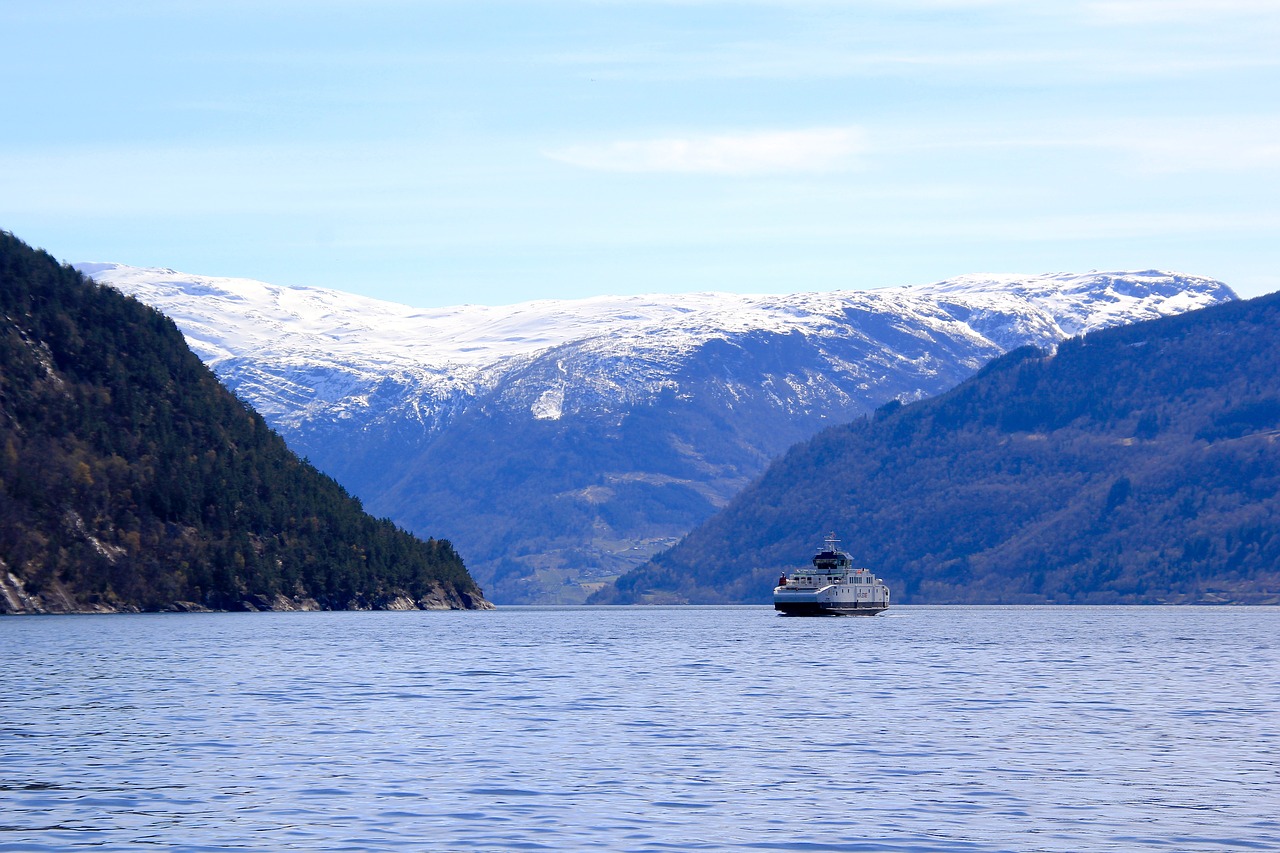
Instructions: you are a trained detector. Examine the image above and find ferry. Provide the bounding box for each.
[773,534,890,616]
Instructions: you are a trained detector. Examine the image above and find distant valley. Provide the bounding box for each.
[81,263,1235,603]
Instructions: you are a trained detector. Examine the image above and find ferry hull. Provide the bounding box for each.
[774,600,887,616]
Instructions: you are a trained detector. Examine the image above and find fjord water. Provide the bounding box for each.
[3,607,1277,852]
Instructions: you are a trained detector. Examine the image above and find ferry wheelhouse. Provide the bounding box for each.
[773,534,890,616]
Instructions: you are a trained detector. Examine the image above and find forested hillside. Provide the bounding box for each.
[0,232,489,613]
[598,291,1280,605]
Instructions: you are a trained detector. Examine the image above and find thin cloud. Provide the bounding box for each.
[1117,125,1280,174]
[545,127,866,174]
[566,45,1276,83]
[894,117,1280,175]
[1082,0,1280,23]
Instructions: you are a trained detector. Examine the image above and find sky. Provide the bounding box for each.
[3,0,1278,306]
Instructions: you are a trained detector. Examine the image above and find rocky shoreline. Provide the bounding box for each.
[0,569,493,615]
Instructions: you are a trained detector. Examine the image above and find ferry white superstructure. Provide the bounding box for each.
[773,534,890,616]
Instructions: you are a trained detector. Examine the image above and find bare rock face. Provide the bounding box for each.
[275,594,323,611]
[0,566,135,614]
[416,583,496,611]
[167,601,214,613]
[0,568,41,614]
[237,593,325,612]
[459,591,496,611]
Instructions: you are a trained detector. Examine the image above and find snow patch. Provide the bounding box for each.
[532,387,565,420]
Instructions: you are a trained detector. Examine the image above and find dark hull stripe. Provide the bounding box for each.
[774,601,887,616]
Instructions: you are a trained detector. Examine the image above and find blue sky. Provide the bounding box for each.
[3,0,1278,306]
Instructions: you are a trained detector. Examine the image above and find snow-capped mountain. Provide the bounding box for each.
[78,263,1235,603]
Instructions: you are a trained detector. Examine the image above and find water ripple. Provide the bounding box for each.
[2,606,1278,852]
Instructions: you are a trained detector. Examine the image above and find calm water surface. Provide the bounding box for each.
[2,606,1277,852]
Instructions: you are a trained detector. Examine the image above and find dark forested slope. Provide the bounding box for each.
[0,232,489,613]
[598,291,1280,605]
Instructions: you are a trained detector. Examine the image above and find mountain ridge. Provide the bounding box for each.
[77,263,1232,424]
